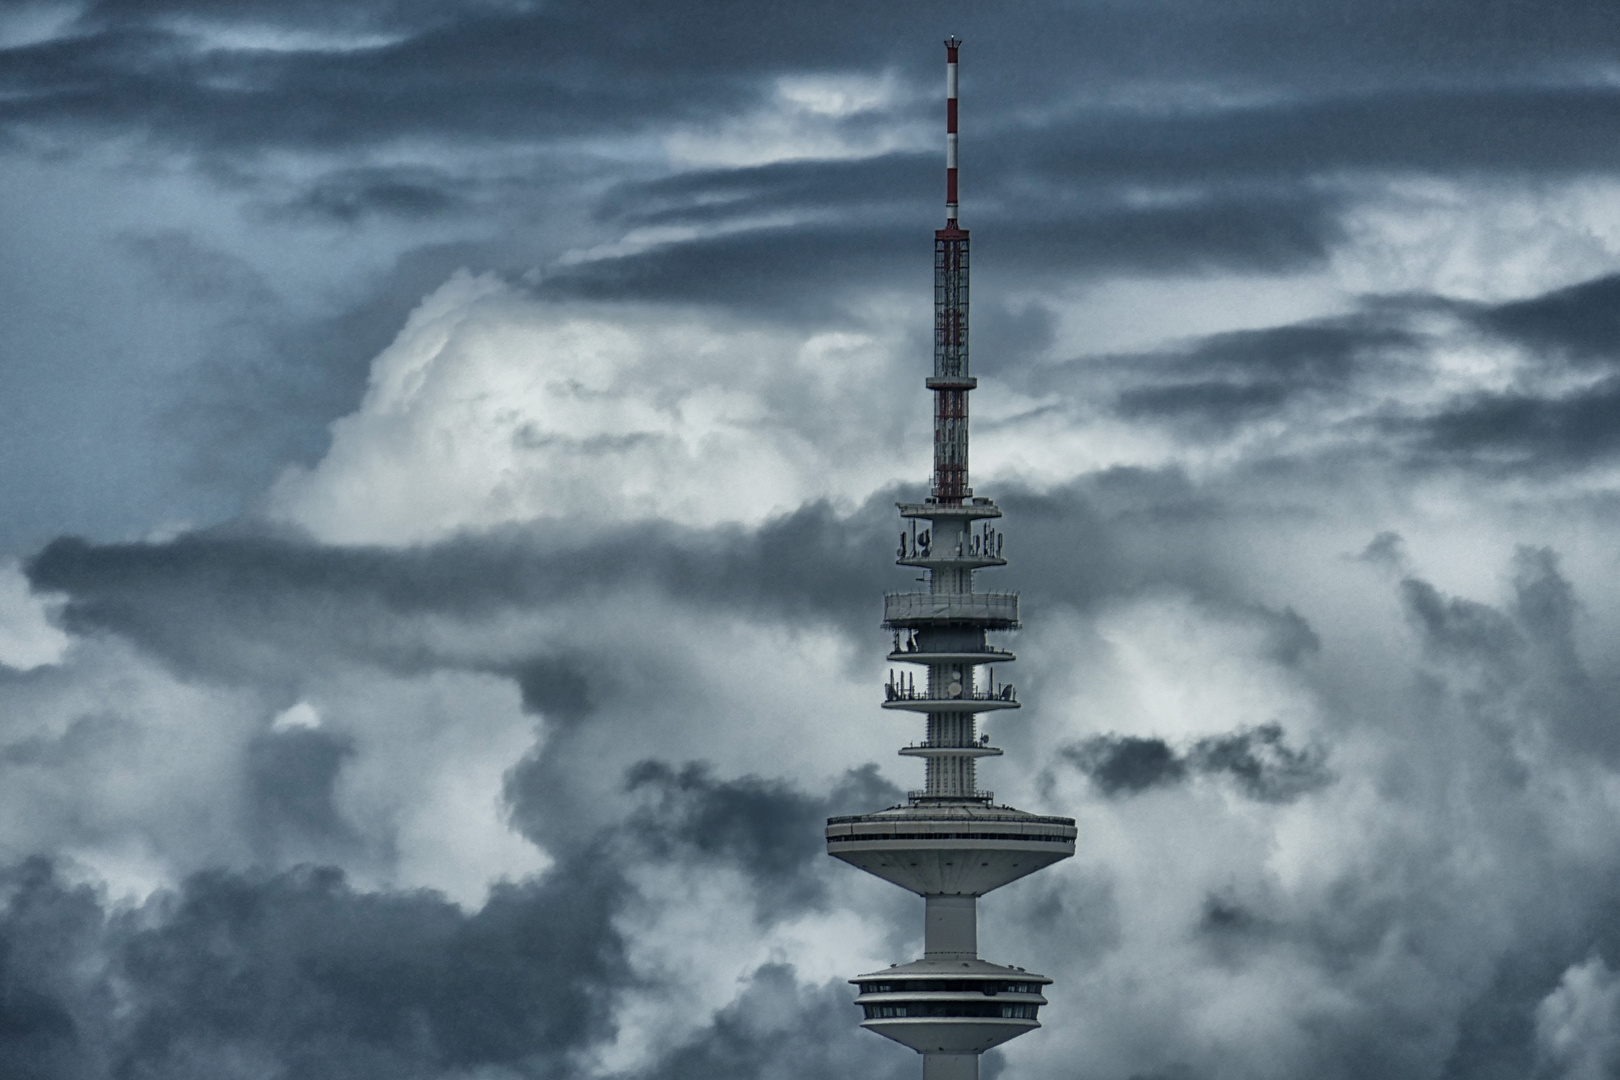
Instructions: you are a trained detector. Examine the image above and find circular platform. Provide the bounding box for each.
[825,803,1076,896]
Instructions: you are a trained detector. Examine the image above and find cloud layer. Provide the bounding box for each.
[10,1,1620,1078]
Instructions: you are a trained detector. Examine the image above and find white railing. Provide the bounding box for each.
[883,591,1019,626]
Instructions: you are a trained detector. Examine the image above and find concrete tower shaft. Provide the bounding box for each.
[826,39,1076,1080]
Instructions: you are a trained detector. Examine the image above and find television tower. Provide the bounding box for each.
[826,39,1077,1080]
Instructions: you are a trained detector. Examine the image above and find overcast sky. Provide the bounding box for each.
[8,2,1620,1078]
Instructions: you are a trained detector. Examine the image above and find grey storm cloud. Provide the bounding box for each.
[21,476,1337,698]
[22,497,900,686]
[283,167,467,222]
[1061,724,1332,802]
[7,0,1620,554]
[5,0,1618,155]
[1403,546,1620,765]
[1107,313,1416,429]
[1474,273,1620,364]
[537,190,1345,314]
[14,1,1620,1078]
[0,748,909,1080]
[15,467,1620,1079]
[1410,378,1620,473]
[243,725,361,864]
[0,852,633,1080]
[989,269,1620,481]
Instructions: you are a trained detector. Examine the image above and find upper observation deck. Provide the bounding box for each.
[884,592,1019,629]
[899,497,1002,523]
[888,646,1015,666]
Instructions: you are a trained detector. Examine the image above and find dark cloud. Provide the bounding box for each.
[1357,530,1408,571]
[617,761,902,921]
[1062,724,1331,802]
[282,167,465,222]
[119,231,282,309]
[590,167,1343,294]
[1399,549,1620,765]
[981,187,1345,280]
[243,726,360,864]
[560,182,1341,312]
[595,155,933,231]
[9,0,1620,555]
[508,654,595,725]
[1012,85,1620,195]
[1001,274,1620,482]
[1474,273,1620,365]
[23,497,898,687]
[1,0,1615,163]
[1402,577,1524,666]
[1062,733,1186,795]
[0,853,631,1080]
[0,750,906,1080]
[18,472,1326,708]
[1414,377,1620,471]
[1093,309,1418,434]
[539,222,928,313]
[4,0,1618,305]
[0,713,134,771]
[0,859,109,1080]
[1117,379,1295,425]
[1191,724,1332,802]
[645,962,913,1080]
[16,6,1620,1079]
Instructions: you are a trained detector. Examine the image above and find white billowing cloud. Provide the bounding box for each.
[0,561,70,671]
[270,271,926,546]
[591,862,891,1077]
[1537,955,1620,1080]
[296,669,551,907]
[0,627,551,908]
[1030,595,1323,748]
[1043,271,1355,357]
[269,185,1620,554]
[0,635,265,880]
[164,17,409,55]
[1332,177,1620,302]
[970,530,1620,1080]
[271,700,321,730]
[663,71,926,169]
[0,2,82,50]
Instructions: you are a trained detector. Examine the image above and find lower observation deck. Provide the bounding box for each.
[853,957,1050,1054]
[884,592,1019,629]
[826,803,1076,896]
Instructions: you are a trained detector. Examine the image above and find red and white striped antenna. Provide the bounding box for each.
[945,35,961,224]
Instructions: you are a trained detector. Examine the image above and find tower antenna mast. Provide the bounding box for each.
[932,35,971,506]
[826,39,1077,1080]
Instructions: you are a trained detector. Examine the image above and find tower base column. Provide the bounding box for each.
[924,895,977,959]
[923,1052,979,1080]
